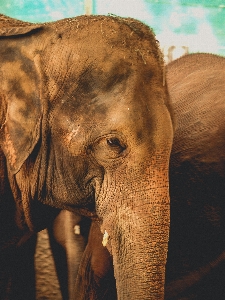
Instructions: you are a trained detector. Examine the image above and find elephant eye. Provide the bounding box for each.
[106,138,126,153]
[91,135,127,162]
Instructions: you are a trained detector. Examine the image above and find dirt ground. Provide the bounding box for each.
[35,229,62,300]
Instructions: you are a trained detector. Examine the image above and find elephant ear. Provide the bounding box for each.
[0,14,42,36]
[0,16,43,174]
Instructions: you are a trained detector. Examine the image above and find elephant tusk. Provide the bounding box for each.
[74,225,80,235]
[102,230,109,247]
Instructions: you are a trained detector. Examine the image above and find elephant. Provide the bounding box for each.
[0,14,174,300]
[47,210,91,299]
[46,52,225,300]
[165,52,225,300]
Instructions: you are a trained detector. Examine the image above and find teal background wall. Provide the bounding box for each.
[0,0,84,22]
[1,0,225,59]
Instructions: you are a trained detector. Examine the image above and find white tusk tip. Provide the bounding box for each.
[102,230,109,247]
[74,225,80,235]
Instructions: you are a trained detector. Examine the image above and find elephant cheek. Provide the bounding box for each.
[97,160,170,300]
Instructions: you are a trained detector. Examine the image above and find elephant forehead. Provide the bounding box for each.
[75,57,132,95]
[52,15,162,62]
[47,49,158,111]
[50,55,167,137]
[67,38,159,82]
[43,17,163,103]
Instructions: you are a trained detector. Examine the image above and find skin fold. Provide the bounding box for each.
[0,14,173,299]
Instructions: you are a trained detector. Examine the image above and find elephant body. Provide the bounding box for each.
[0,14,173,299]
[166,53,225,300]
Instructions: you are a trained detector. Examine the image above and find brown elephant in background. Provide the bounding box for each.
[48,53,225,300]
[0,14,173,299]
[166,52,225,300]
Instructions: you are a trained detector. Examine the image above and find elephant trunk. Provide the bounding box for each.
[98,157,170,299]
[111,203,169,299]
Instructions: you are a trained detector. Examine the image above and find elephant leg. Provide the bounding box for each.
[74,221,117,300]
[47,210,91,300]
[15,234,37,300]
[0,234,37,300]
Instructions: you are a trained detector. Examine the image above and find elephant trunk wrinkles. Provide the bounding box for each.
[113,201,169,299]
[97,157,170,299]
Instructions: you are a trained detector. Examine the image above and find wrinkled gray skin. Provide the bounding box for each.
[0,14,173,299]
[49,53,225,300]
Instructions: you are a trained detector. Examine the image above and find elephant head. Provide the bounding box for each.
[0,14,173,299]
